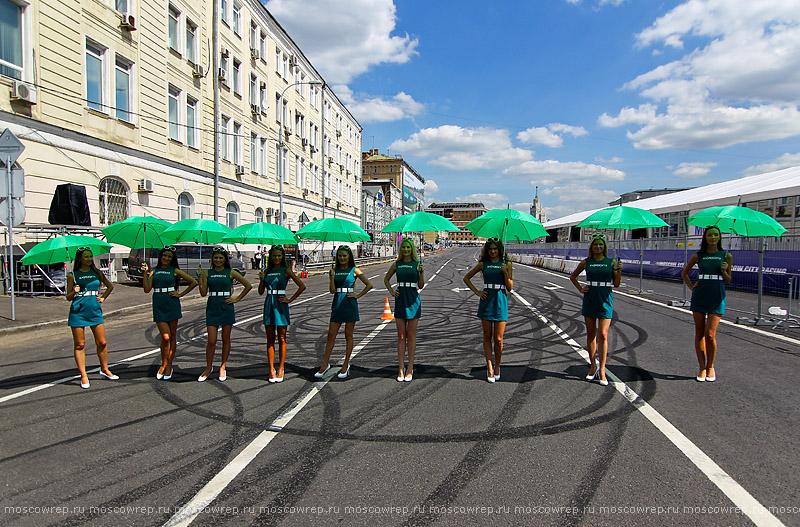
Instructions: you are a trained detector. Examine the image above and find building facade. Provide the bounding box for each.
[424,202,487,244]
[1,0,362,269]
[361,149,424,214]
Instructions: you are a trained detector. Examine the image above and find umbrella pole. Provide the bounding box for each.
[639,242,644,293]
[757,237,764,320]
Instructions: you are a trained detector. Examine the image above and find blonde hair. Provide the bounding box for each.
[397,238,419,261]
[587,236,608,258]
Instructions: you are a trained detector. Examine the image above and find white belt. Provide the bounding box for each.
[397,282,417,288]
[588,281,612,287]
[336,288,353,293]
[699,274,722,280]
[267,289,286,295]
[154,287,175,293]
[75,290,98,297]
[484,284,504,290]
[209,291,230,297]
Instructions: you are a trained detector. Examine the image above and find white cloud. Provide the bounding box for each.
[454,193,509,209]
[424,179,440,194]
[669,161,717,179]
[503,160,626,185]
[595,156,624,163]
[601,0,800,150]
[744,152,800,175]
[517,123,588,148]
[336,86,424,123]
[541,184,620,218]
[265,0,418,85]
[389,126,533,170]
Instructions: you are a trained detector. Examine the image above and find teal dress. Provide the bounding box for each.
[151,266,182,322]
[206,268,235,326]
[582,257,614,320]
[262,266,290,326]
[331,266,359,323]
[690,250,729,314]
[477,261,508,322]
[395,260,421,320]
[68,268,104,327]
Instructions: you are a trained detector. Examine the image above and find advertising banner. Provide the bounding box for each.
[402,167,424,213]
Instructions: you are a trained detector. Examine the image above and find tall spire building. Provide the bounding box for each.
[530,186,547,223]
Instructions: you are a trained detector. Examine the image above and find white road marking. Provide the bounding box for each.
[450,287,473,293]
[512,289,786,527]
[0,292,330,405]
[543,282,563,290]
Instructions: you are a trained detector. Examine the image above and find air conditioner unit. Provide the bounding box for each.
[191,63,204,78]
[289,55,297,67]
[336,130,341,138]
[310,146,317,153]
[338,164,344,171]
[217,68,227,83]
[251,103,260,115]
[260,104,268,115]
[302,189,308,197]
[120,12,137,30]
[337,201,342,208]
[138,178,154,192]
[235,165,245,175]
[10,81,37,104]
[266,207,275,215]
[301,138,308,146]
[221,48,230,58]
[250,48,260,60]
[284,127,292,136]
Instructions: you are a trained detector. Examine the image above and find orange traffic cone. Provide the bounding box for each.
[381,298,394,321]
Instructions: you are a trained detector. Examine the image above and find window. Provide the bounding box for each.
[259,82,267,110]
[168,5,180,51]
[295,155,301,187]
[276,146,287,182]
[115,56,132,122]
[259,138,267,176]
[232,3,241,35]
[221,115,230,160]
[250,24,258,51]
[226,202,239,229]
[260,32,267,61]
[255,207,264,223]
[233,121,242,164]
[186,20,197,63]
[220,54,229,84]
[115,0,128,12]
[99,177,128,225]
[232,59,241,94]
[186,97,198,148]
[250,75,258,105]
[178,193,192,220]
[0,0,24,80]
[86,41,105,112]
[275,48,282,76]
[250,132,258,172]
[168,85,181,140]
[220,0,228,24]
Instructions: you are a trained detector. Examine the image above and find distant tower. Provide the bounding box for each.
[530,186,547,223]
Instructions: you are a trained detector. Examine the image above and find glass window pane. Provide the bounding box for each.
[86,43,103,111]
[168,88,179,140]
[115,0,128,12]
[186,99,197,148]
[115,59,130,121]
[168,7,179,50]
[186,23,196,63]
[0,0,23,79]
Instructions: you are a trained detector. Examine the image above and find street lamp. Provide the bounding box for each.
[278,79,323,226]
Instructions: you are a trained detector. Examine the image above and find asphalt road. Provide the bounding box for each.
[1,248,799,527]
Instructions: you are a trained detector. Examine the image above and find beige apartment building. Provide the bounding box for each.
[1,0,361,269]
[424,202,487,244]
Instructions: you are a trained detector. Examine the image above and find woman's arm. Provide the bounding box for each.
[329,267,336,294]
[353,268,373,299]
[721,253,733,284]
[98,271,114,303]
[569,260,589,293]
[141,262,153,293]
[680,254,699,290]
[227,271,252,303]
[463,263,487,299]
[612,259,623,288]
[66,273,76,301]
[384,263,398,297]
[198,271,208,296]
[173,269,197,297]
[281,269,306,303]
[257,270,266,295]
[417,261,425,289]
[501,262,513,292]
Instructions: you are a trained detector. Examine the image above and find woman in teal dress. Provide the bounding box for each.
[463,238,513,383]
[315,246,373,380]
[383,238,424,382]
[258,245,305,383]
[66,248,117,389]
[198,247,252,382]
[141,246,197,380]
[681,226,732,382]
[569,234,622,386]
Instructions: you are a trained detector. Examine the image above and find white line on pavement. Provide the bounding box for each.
[511,289,785,527]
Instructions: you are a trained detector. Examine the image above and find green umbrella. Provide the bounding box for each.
[577,205,668,230]
[380,211,459,233]
[162,218,232,244]
[687,205,787,237]
[221,222,299,245]
[21,235,112,266]
[465,208,547,242]
[295,218,370,242]
[102,216,176,249]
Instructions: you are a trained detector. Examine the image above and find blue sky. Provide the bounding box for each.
[266,0,800,220]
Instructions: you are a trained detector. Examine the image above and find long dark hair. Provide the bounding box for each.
[266,245,288,271]
[335,246,355,269]
[699,226,724,253]
[209,247,231,269]
[155,247,181,288]
[73,248,103,280]
[480,239,506,263]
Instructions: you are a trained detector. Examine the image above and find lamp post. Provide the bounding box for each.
[278,79,323,226]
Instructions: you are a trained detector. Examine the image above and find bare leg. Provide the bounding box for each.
[704,314,721,379]
[493,321,506,377]
[320,322,342,373]
[163,320,178,374]
[585,317,598,376]
[341,322,355,373]
[481,319,494,378]
[155,321,172,375]
[692,312,708,379]
[265,325,277,380]
[405,318,419,380]
[71,327,88,385]
[201,326,218,378]
[596,318,612,382]
[219,324,232,378]
[276,326,287,378]
[89,323,112,376]
[395,318,408,378]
